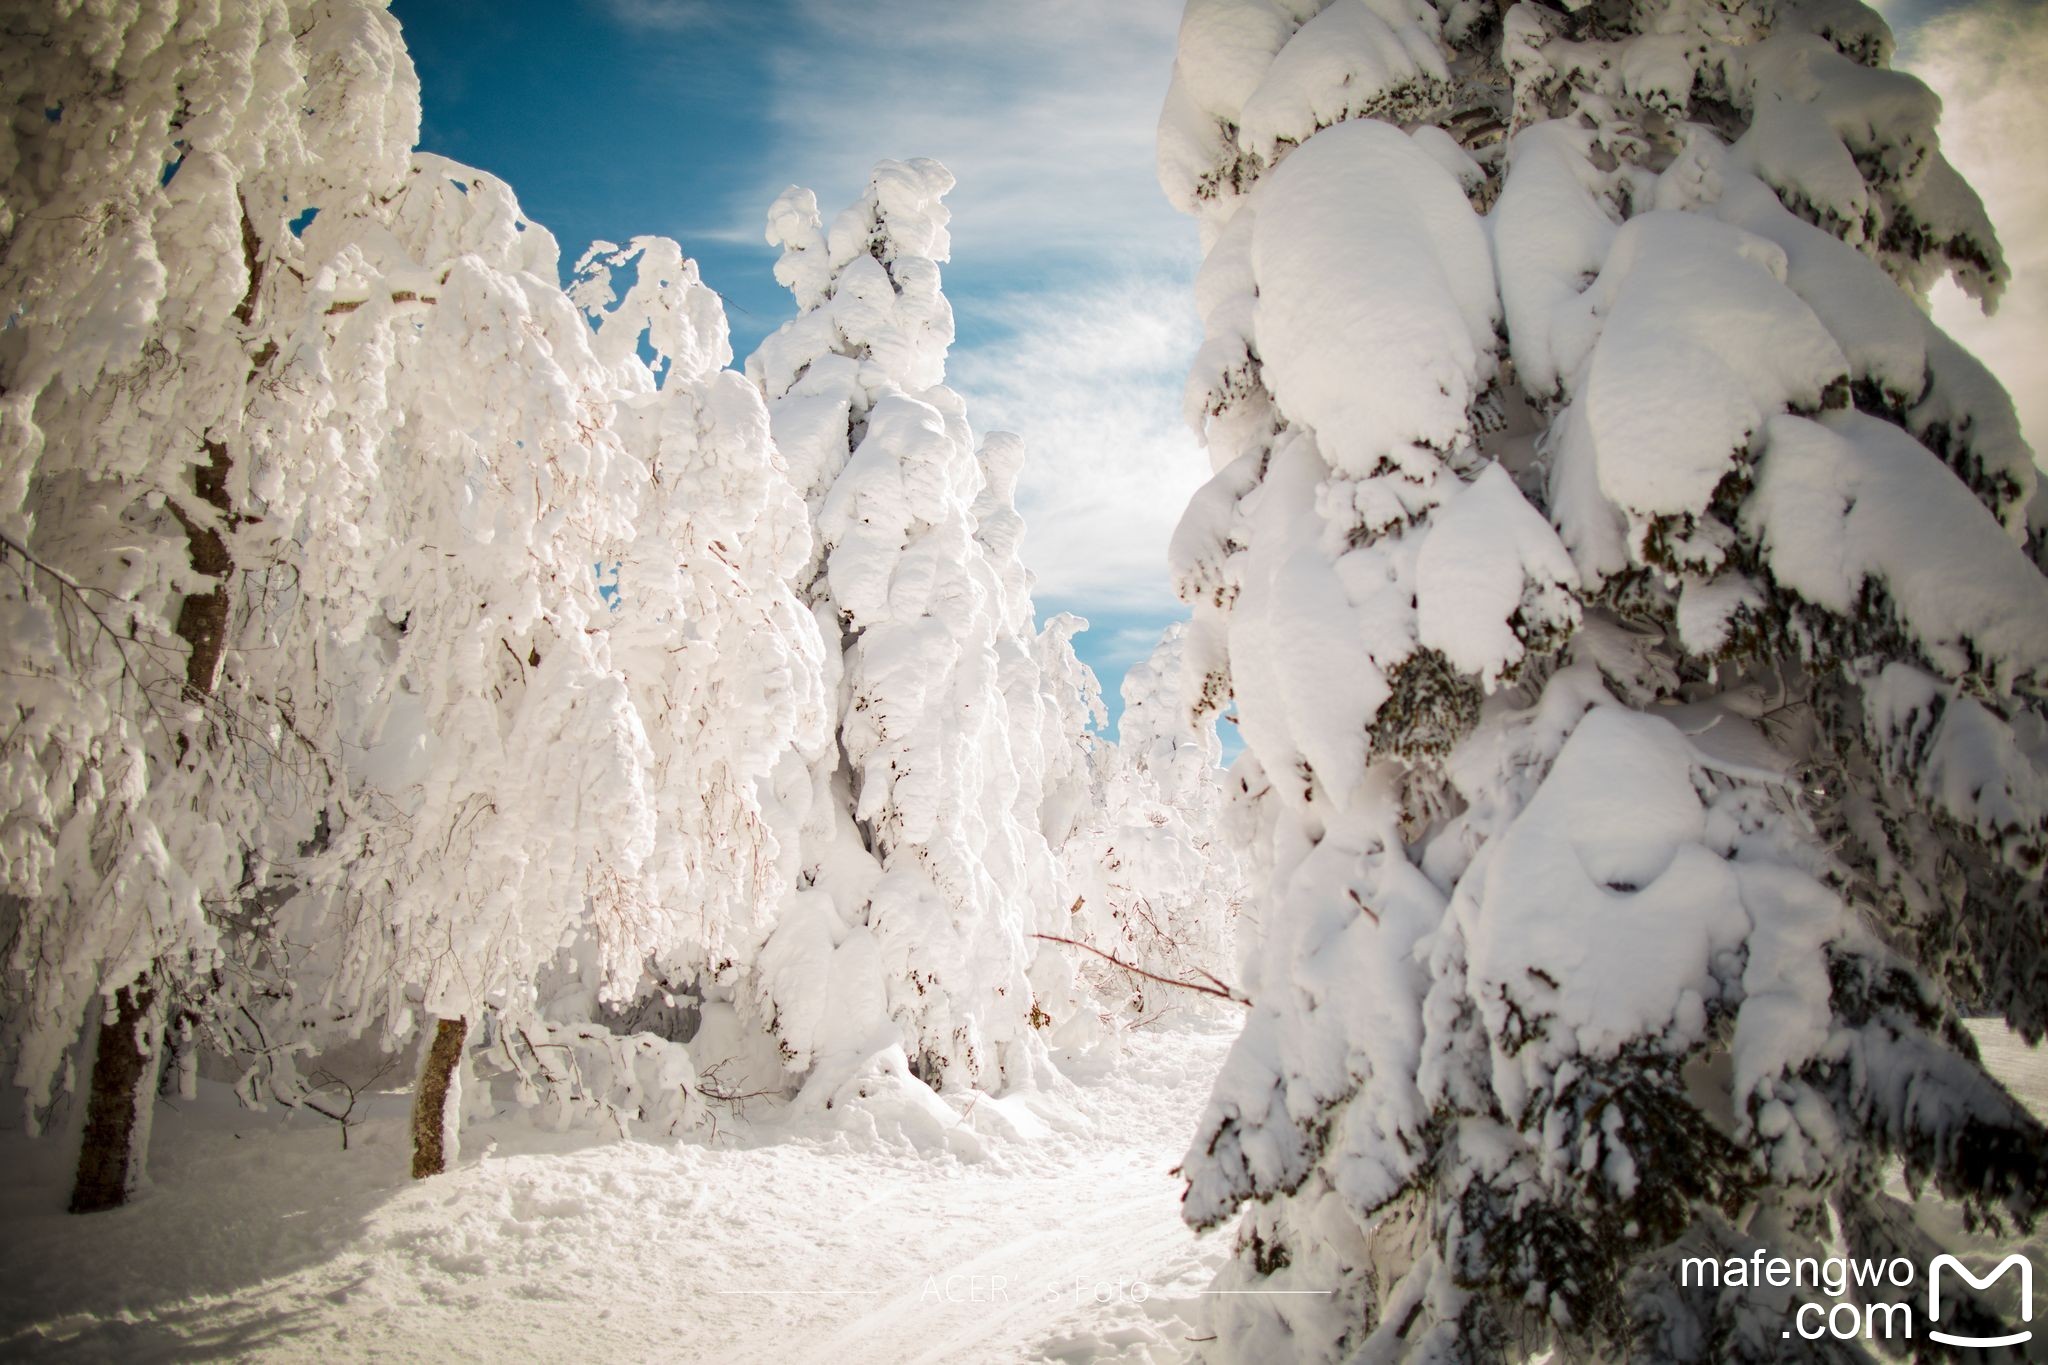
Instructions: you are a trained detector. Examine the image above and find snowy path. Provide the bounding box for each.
[4,1017,2042,1363]
[0,1021,1237,1364]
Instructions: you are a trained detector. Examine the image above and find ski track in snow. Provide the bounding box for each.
[0,1020,1240,1364]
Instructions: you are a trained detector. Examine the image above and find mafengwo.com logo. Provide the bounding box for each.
[1929,1254,2033,1350]
[1680,1250,2035,1348]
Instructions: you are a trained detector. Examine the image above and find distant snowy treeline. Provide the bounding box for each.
[0,1,1242,1210]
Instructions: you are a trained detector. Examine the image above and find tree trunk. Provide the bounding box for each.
[171,194,259,704]
[168,438,235,702]
[69,981,163,1213]
[72,439,234,1208]
[410,1016,468,1179]
[69,201,266,1214]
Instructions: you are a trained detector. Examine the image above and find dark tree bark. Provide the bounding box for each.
[169,437,235,699]
[410,1016,468,1179]
[69,982,163,1213]
[170,195,259,703]
[68,200,264,1214]
[69,440,235,1215]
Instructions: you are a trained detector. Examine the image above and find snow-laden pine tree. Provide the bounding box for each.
[1032,608,1110,856]
[1160,0,2048,1357]
[1063,623,1246,1014]
[747,162,1096,1100]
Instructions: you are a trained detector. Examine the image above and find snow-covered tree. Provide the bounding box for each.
[1160,0,2048,1358]
[1063,624,1244,1015]
[2,0,832,1191]
[0,0,418,1210]
[265,172,837,1176]
[1032,609,1110,856]
[747,162,1089,1098]
[292,154,653,1170]
[566,233,831,1062]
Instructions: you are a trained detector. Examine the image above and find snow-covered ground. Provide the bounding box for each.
[1972,1022,2048,1119]
[1,1015,2039,1364]
[0,1019,1239,1364]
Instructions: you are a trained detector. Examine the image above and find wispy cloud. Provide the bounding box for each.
[1094,621,1178,684]
[952,270,1206,615]
[1886,0,2048,461]
[735,0,1190,262]
[594,0,714,31]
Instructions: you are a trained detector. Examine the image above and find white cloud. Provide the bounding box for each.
[1888,0,2048,462]
[596,0,713,31]
[735,0,1192,262]
[951,271,1207,615]
[1098,622,1172,668]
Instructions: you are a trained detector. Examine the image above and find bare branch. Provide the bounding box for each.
[0,528,175,735]
[1031,933,1250,1007]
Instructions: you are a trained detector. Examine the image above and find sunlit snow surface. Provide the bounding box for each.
[1,1021,1250,1363]
[0,1018,2040,1363]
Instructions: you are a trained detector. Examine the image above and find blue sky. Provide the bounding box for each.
[389,0,1207,740]
[388,0,2042,753]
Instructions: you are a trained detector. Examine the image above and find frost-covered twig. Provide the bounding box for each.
[1125,1006,1180,1033]
[695,1058,778,1113]
[1031,933,1249,1007]
[301,1055,399,1151]
[0,528,174,735]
